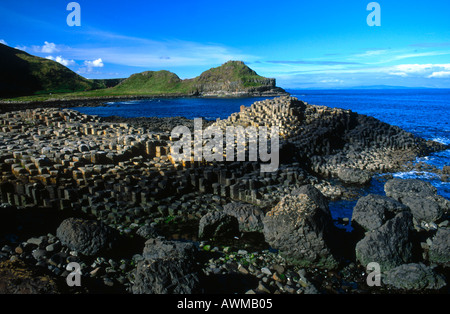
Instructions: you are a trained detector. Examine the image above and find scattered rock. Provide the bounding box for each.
[0,259,62,294]
[383,263,446,291]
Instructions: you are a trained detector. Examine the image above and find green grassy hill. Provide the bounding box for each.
[0,43,95,98]
[195,60,275,88]
[103,60,283,97]
[1,49,286,101]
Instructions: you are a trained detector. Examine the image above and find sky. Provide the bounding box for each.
[1,0,450,89]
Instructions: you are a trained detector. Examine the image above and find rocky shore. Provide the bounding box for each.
[0,96,448,294]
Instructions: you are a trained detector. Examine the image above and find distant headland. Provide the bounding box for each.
[0,43,288,104]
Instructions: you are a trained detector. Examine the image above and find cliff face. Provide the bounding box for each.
[191,61,287,97]
[111,61,288,97]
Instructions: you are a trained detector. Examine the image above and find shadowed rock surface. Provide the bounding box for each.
[263,185,338,269]
[355,211,414,272]
[383,263,446,291]
[56,217,119,256]
[351,194,409,232]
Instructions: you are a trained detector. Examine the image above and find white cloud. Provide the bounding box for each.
[40,41,58,53]
[320,79,343,84]
[0,39,7,46]
[428,71,450,78]
[78,58,104,74]
[45,55,76,67]
[387,64,450,77]
[63,35,257,69]
[15,45,27,51]
[355,50,389,58]
[84,58,104,68]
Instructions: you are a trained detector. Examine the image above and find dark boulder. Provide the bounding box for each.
[383,263,446,291]
[198,211,240,240]
[56,217,118,256]
[384,178,449,223]
[355,211,413,272]
[141,237,197,261]
[337,167,372,185]
[263,185,338,269]
[385,178,437,201]
[132,238,201,294]
[351,194,408,232]
[132,258,201,294]
[428,227,450,266]
[223,202,265,232]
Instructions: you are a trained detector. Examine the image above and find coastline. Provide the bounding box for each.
[0,90,289,114]
[0,95,448,294]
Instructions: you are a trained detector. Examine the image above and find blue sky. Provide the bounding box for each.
[1,0,450,88]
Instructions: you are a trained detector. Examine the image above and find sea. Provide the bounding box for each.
[70,89,450,230]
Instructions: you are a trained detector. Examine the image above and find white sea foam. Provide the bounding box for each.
[392,170,440,180]
[432,137,450,145]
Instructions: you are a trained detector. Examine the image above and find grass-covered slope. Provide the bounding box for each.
[107,60,283,97]
[1,56,286,101]
[0,43,94,98]
[194,60,275,89]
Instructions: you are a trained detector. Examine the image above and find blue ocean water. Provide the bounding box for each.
[70,89,450,229]
[73,97,275,121]
[287,89,450,198]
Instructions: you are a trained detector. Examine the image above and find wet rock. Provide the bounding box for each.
[141,237,197,261]
[428,227,450,266]
[385,178,450,223]
[355,211,413,272]
[198,211,240,240]
[383,263,446,291]
[263,185,338,269]
[385,178,437,200]
[132,238,201,294]
[337,167,372,185]
[351,194,408,232]
[222,202,265,232]
[56,217,118,256]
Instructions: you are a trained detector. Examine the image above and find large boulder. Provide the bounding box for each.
[132,238,201,294]
[337,167,372,185]
[223,202,265,232]
[56,217,118,256]
[141,237,197,261]
[132,258,200,294]
[198,211,240,240]
[383,263,446,291]
[384,178,450,223]
[428,227,450,266]
[263,185,338,269]
[384,178,437,200]
[351,194,408,232]
[401,195,449,224]
[355,211,413,272]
